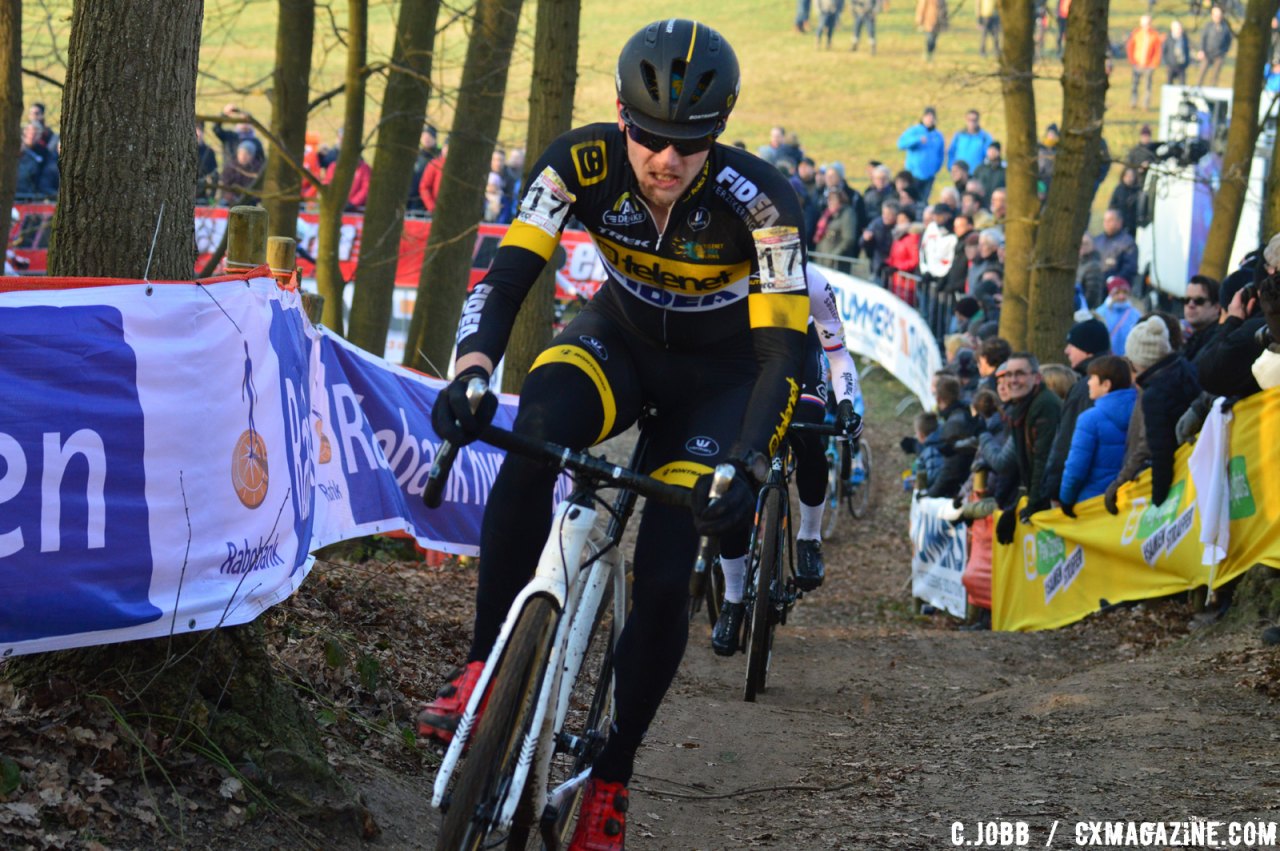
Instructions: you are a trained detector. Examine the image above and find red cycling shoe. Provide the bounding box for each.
[568,778,629,851]
[416,661,486,744]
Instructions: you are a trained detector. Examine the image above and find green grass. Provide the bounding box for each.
[22,0,1227,223]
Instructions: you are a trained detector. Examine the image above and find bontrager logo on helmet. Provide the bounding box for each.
[616,19,740,141]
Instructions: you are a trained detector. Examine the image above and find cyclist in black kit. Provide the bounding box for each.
[419,20,808,849]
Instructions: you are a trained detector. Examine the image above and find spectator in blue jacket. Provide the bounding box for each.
[947,110,995,172]
[1058,355,1136,514]
[897,107,946,203]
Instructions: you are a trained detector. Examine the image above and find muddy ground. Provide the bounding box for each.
[4,370,1280,850]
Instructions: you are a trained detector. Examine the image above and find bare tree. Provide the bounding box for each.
[1200,0,1280,279]
[315,0,368,334]
[347,0,442,356]
[404,0,525,376]
[0,1,20,224]
[261,0,315,240]
[501,0,581,393]
[1025,0,1109,361]
[996,0,1038,349]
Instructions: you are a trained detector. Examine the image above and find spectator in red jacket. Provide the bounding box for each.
[418,139,449,215]
[887,212,924,305]
[326,156,371,211]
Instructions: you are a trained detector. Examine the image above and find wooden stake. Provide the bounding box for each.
[225,206,268,272]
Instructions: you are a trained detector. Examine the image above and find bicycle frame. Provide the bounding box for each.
[432,493,627,829]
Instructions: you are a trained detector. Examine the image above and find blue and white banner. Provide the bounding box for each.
[0,273,521,657]
[909,496,969,618]
[815,266,943,411]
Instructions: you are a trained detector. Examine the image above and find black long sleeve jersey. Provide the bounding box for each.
[454,122,811,457]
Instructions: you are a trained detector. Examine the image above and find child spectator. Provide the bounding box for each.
[929,373,978,499]
[1058,355,1136,516]
[1100,276,1142,355]
[901,411,943,494]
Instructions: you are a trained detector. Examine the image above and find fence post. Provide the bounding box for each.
[267,235,296,289]
[225,206,268,273]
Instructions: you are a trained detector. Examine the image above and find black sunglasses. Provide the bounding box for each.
[622,113,719,156]
[1183,296,1210,306]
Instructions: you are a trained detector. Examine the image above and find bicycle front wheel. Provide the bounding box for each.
[847,439,873,520]
[744,487,784,702]
[821,438,847,541]
[438,596,558,851]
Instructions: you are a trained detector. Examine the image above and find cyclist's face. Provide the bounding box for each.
[620,118,710,210]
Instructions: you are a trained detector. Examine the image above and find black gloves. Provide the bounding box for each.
[900,436,920,454]
[431,367,497,445]
[1060,502,1077,519]
[1018,499,1050,524]
[995,509,1018,546]
[691,464,757,536]
[836,400,863,440]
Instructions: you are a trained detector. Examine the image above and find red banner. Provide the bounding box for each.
[9,204,604,303]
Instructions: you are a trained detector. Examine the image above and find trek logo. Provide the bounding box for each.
[603,193,647,227]
[599,227,650,248]
[597,241,733,293]
[578,335,609,361]
[687,207,711,231]
[685,436,720,457]
[714,166,780,228]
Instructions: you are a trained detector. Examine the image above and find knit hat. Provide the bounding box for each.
[1106,275,1131,294]
[1066,318,1110,356]
[1126,316,1172,372]
[955,296,981,319]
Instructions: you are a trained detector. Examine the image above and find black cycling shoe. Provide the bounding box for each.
[795,539,825,591]
[711,601,745,656]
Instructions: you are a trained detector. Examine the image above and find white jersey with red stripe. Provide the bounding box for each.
[807,265,860,407]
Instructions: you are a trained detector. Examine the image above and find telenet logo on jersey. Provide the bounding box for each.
[594,234,750,296]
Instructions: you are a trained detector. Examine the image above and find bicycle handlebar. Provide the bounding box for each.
[787,420,854,438]
[478,426,692,507]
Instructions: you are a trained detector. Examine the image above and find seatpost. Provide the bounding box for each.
[692,463,737,580]
[423,377,489,508]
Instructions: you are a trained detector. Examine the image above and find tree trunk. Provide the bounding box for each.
[261,0,315,240]
[315,0,368,334]
[1265,103,1280,242]
[0,1,20,228]
[500,0,581,393]
[46,0,201,279]
[996,0,1038,350]
[1026,0,1109,362]
[404,0,525,377]
[1199,0,1280,281]
[347,0,441,356]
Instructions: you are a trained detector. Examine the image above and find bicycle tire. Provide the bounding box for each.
[847,440,873,520]
[744,487,783,702]
[821,438,846,541]
[524,588,616,849]
[705,556,725,629]
[437,596,558,851]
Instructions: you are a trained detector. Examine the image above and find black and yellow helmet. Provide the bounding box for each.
[616,19,740,141]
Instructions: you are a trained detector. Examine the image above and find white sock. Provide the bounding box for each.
[797,501,825,542]
[721,555,748,604]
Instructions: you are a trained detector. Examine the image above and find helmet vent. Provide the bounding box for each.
[640,61,661,103]
[689,71,715,106]
[669,59,687,102]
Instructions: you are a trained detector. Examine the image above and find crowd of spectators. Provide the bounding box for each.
[897,230,1280,629]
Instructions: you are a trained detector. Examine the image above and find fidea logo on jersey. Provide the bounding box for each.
[0,305,161,642]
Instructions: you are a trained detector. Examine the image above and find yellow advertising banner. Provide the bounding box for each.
[992,387,1280,631]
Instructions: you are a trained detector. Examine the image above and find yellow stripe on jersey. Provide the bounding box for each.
[593,234,752,294]
[530,344,616,443]
[748,291,809,332]
[650,460,714,489]
[501,220,559,260]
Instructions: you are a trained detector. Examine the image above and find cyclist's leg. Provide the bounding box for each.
[592,357,758,782]
[467,309,643,662]
[792,326,829,536]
